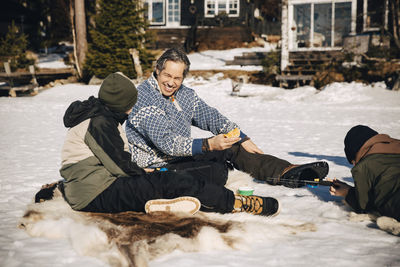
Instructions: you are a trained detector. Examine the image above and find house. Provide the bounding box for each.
[140,0,278,50]
[279,0,391,84]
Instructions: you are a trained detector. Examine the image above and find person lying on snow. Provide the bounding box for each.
[125,47,329,188]
[330,125,400,225]
[35,72,279,217]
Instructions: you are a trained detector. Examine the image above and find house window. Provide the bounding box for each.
[314,3,332,47]
[145,0,165,25]
[292,1,353,49]
[228,0,239,15]
[205,0,215,16]
[364,0,386,31]
[168,0,179,23]
[293,4,311,48]
[334,2,352,46]
[205,0,239,17]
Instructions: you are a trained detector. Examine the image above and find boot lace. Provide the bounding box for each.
[240,196,262,214]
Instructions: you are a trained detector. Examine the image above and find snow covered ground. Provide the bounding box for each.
[1,48,400,266]
[36,53,71,69]
[187,44,276,71]
[37,43,73,69]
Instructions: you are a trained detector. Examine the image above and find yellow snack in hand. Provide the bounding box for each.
[224,128,240,138]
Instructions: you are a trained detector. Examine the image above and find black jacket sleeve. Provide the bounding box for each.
[88,115,145,177]
[345,187,363,213]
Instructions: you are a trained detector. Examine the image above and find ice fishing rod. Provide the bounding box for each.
[263,177,334,188]
[155,167,334,188]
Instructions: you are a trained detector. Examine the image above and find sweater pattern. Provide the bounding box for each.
[126,75,237,167]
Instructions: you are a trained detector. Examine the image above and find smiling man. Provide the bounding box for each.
[156,60,185,97]
[125,48,329,188]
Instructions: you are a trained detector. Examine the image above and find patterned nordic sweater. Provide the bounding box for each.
[125,74,242,168]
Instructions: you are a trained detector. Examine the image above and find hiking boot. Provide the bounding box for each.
[35,180,64,203]
[145,196,201,215]
[279,161,329,188]
[234,195,280,216]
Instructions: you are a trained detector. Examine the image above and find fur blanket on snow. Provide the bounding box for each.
[19,172,317,267]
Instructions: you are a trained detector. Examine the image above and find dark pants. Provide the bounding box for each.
[82,144,290,214]
[165,158,230,186]
[82,166,235,214]
[166,143,291,185]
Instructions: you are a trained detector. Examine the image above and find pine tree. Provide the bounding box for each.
[0,21,33,71]
[84,0,154,79]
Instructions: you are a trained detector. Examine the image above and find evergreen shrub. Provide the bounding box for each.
[0,21,34,72]
[84,0,155,80]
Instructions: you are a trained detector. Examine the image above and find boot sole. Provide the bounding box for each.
[269,199,281,217]
[264,198,281,217]
[295,161,329,180]
[145,196,201,215]
[282,161,329,186]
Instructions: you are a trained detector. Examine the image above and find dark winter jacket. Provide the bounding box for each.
[60,96,144,210]
[345,134,400,220]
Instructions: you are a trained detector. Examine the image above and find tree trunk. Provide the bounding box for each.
[390,0,400,50]
[381,0,387,42]
[69,0,81,77]
[280,0,289,72]
[74,0,87,76]
[129,48,143,79]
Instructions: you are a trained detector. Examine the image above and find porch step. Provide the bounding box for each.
[226,52,269,66]
[289,51,345,61]
[276,74,313,81]
[277,50,345,88]
[282,69,317,75]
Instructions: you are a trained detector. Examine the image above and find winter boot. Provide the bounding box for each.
[278,161,329,188]
[145,196,201,215]
[35,180,64,203]
[234,195,280,216]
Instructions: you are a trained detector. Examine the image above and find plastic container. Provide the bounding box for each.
[238,187,254,196]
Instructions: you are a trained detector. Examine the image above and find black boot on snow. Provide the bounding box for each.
[35,180,64,203]
[279,161,329,188]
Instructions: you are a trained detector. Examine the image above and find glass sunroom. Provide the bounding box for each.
[287,0,357,51]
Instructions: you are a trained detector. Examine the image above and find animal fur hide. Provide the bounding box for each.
[19,172,317,267]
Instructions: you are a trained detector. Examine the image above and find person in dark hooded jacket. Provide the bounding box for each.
[330,125,400,221]
[50,72,281,216]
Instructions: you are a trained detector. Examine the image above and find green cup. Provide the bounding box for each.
[238,187,254,196]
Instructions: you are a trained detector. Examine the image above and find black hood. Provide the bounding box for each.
[63,96,128,128]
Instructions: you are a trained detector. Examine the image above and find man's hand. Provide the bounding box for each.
[208,134,240,151]
[329,179,351,197]
[241,139,264,154]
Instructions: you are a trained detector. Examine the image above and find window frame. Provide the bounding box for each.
[204,0,240,18]
[288,0,356,50]
[363,0,388,32]
[146,0,166,25]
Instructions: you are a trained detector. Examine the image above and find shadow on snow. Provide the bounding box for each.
[288,151,352,168]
